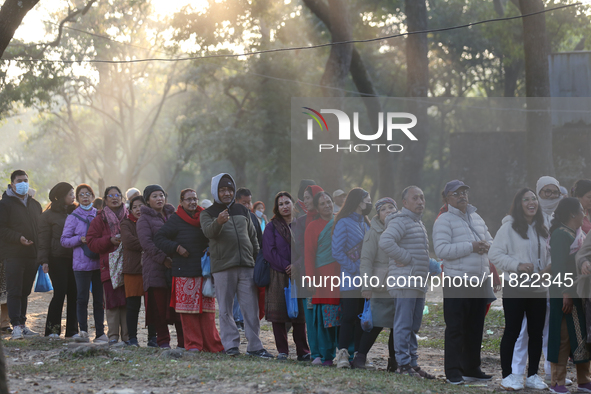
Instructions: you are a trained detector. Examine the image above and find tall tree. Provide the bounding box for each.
[0,0,39,58]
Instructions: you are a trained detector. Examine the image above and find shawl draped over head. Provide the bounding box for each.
[305,185,325,228]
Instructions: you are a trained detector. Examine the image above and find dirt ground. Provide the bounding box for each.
[1,289,578,393]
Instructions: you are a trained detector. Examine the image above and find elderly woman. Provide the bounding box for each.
[38,182,78,338]
[87,186,129,346]
[547,198,590,394]
[262,192,310,361]
[354,197,398,370]
[154,189,223,353]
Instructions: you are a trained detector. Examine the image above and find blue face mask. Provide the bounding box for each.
[80,203,93,211]
[14,182,29,196]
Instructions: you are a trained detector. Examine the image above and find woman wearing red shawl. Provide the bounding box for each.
[87,186,129,345]
[154,189,223,353]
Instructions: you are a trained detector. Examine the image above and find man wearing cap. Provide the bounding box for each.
[200,173,273,358]
[432,180,493,385]
[332,189,347,214]
[0,170,42,339]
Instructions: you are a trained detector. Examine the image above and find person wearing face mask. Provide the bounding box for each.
[61,184,106,343]
[537,176,563,228]
[38,182,78,339]
[0,170,43,340]
[252,202,268,233]
[356,197,398,371]
[332,187,371,369]
[433,180,493,384]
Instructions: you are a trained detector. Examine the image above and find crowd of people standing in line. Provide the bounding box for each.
[3,169,591,393]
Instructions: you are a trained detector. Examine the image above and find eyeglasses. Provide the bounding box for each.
[183,198,198,203]
[79,192,93,197]
[540,189,561,198]
[107,194,121,198]
[450,190,468,198]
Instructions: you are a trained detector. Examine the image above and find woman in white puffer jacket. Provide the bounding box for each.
[489,187,551,391]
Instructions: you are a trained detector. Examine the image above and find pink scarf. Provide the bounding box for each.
[103,205,128,237]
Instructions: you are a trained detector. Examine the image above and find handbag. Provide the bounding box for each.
[202,276,216,298]
[253,252,270,287]
[71,213,100,260]
[34,265,53,292]
[201,248,211,277]
[358,299,373,332]
[109,243,124,289]
[284,279,299,319]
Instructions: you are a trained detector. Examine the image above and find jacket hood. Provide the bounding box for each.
[370,215,386,233]
[140,203,175,218]
[211,173,236,206]
[501,215,514,225]
[447,204,477,218]
[385,207,422,226]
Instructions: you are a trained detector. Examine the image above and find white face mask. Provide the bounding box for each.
[255,210,263,218]
[539,195,562,216]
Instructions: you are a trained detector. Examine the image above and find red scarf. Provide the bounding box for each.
[128,212,139,223]
[177,205,204,227]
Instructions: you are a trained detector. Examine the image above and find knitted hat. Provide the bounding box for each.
[143,184,166,202]
[218,175,235,192]
[375,197,397,213]
[49,182,73,202]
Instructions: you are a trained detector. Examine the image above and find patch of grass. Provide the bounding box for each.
[3,337,65,351]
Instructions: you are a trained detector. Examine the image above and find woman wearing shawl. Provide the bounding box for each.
[304,191,341,366]
[154,189,223,353]
[262,192,310,361]
[87,186,129,345]
[547,198,591,393]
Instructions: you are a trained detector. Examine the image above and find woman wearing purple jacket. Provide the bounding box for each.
[262,192,310,361]
[60,184,106,343]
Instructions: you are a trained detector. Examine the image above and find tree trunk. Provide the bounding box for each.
[0,0,40,58]
[398,0,429,191]
[519,0,555,185]
[503,60,522,98]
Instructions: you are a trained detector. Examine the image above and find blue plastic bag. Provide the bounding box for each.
[284,280,298,319]
[201,248,211,277]
[359,299,373,332]
[34,265,53,292]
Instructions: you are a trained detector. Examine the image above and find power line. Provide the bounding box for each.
[7,2,582,65]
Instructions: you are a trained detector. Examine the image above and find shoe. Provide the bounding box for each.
[463,371,493,382]
[147,337,158,348]
[247,348,274,359]
[387,358,398,373]
[322,360,333,366]
[525,374,548,390]
[128,338,139,347]
[47,333,60,339]
[312,357,322,365]
[500,374,525,391]
[236,321,244,331]
[110,340,126,348]
[159,344,171,349]
[414,366,435,379]
[579,382,591,393]
[446,376,465,385]
[21,326,39,337]
[546,375,573,386]
[225,347,240,356]
[277,353,288,361]
[297,353,311,362]
[1,327,12,334]
[188,348,200,352]
[93,334,108,343]
[11,326,24,340]
[335,348,350,369]
[398,364,420,377]
[74,331,90,343]
[549,384,570,393]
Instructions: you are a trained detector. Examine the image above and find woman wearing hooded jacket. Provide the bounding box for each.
[154,189,223,353]
[38,182,78,338]
[332,188,371,369]
[137,184,183,349]
[489,188,550,391]
[61,184,106,343]
[87,186,129,345]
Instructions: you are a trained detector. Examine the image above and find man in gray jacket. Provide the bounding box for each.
[379,186,433,378]
[432,180,493,385]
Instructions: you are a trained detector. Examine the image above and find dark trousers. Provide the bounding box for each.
[5,258,37,327]
[73,270,104,336]
[500,291,546,378]
[272,322,310,356]
[126,296,156,341]
[45,257,78,337]
[147,287,184,348]
[338,291,364,352]
[358,327,395,358]
[443,290,488,380]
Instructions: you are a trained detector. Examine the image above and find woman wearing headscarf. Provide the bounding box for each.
[87,186,129,345]
[263,192,310,361]
[572,180,591,235]
[137,185,182,349]
[355,197,398,370]
[332,188,371,369]
[547,198,590,393]
[38,182,78,338]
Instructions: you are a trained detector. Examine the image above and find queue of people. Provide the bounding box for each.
[4,169,591,393]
